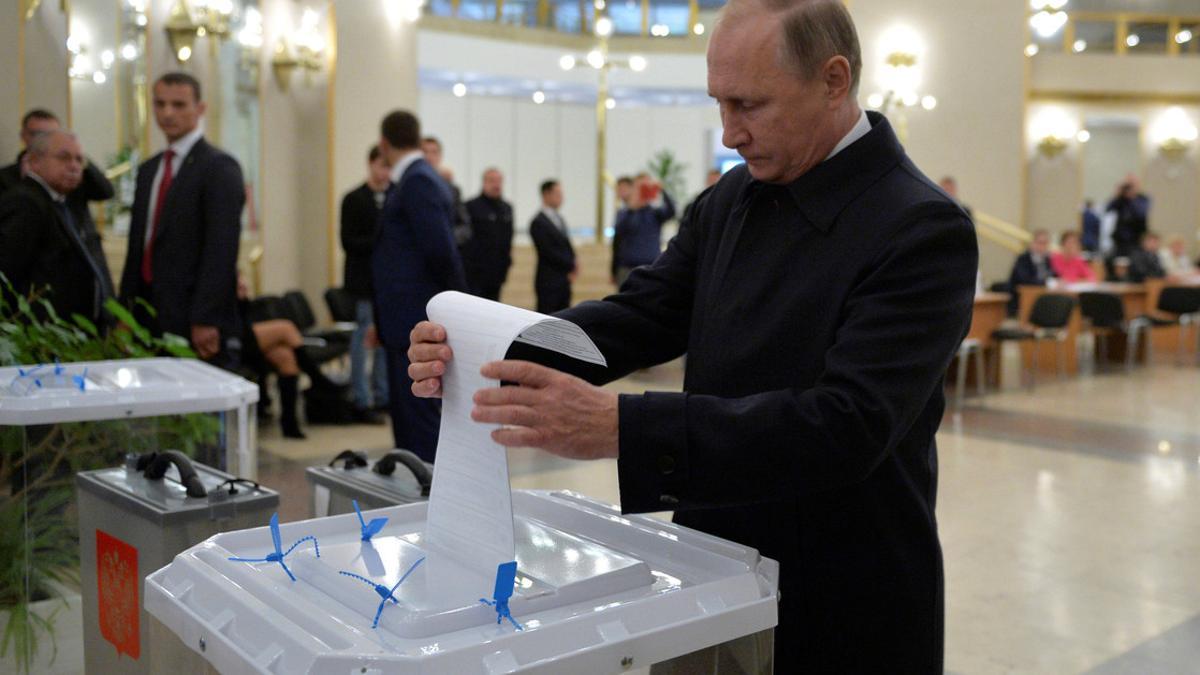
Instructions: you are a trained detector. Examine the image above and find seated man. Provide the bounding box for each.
[1160,236,1196,277]
[1006,229,1053,316]
[1128,232,1167,282]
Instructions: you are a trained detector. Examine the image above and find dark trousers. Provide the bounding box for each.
[535,280,571,314]
[384,345,441,462]
[474,283,502,302]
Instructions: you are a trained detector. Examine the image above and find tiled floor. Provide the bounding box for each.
[24,359,1200,673]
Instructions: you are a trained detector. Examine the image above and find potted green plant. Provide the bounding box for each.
[645,148,688,206]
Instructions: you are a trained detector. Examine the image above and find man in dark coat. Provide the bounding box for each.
[340,145,391,421]
[0,130,114,327]
[529,180,576,313]
[462,167,514,301]
[611,174,675,287]
[1006,229,1054,316]
[374,110,468,462]
[119,72,244,370]
[408,0,976,671]
[1105,179,1151,256]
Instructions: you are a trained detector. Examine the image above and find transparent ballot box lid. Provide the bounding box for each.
[146,490,780,674]
[0,357,258,426]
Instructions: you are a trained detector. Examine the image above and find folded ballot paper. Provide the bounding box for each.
[422,291,607,599]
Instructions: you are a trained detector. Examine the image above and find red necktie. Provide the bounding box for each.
[141,149,175,283]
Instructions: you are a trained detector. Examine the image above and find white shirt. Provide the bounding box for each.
[540,206,566,234]
[144,125,204,250]
[26,171,66,203]
[825,109,871,161]
[389,150,425,185]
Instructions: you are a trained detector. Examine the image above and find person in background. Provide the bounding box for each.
[0,130,114,328]
[119,72,244,370]
[462,167,514,301]
[529,179,576,313]
[939,175,973,222]
[421,136,471,248]
[1006,229,1054,316]
[1128,231,1167,282]
[680,168,723,229]
[1050,231,1096,283]
[609,176,635,284]
[1,109,115,219]
[236,275,341,439]
[1080,199,1101,255]
[611,174,675,287]
[1106,178,1151,256]
[1160,235,1197,277]
[374,110,467,462]
[339,144,390,424]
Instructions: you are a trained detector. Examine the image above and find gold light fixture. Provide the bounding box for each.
[166,0,200,62]
[271,40,300,91]
[1036,136,1069,158]
[271,9,326,91]
[1152,107,1198,160]
[1030,107,1079,158]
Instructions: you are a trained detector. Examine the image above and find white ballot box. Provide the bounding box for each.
[146,490,779,674]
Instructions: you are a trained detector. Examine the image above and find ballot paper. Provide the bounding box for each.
[423,291,606,592]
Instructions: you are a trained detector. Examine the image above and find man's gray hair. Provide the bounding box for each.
[26,129,77,157]
[725,0,862,95]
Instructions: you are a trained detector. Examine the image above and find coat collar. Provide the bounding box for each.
[772,111,905,233]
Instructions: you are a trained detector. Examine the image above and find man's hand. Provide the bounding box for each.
[191,324,220,359]
[408,321,452,398]
[472,360,618,460]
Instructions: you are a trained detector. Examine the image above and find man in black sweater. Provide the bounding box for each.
[462,168,514,301]
[339,145,391,422]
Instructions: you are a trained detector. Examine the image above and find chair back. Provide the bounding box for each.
[1157,286,1200,316]
[325,287,358,323]
[282,290,317,332]
[246,295,285,324]
[1078,292,1124,328]
[1028,294,1076,329]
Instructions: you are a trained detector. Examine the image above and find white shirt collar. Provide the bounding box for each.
[389,150,425,184]
[26,171,65,202]
[166,125,204,161]
[825,108,871,161]
[540,205,561,223]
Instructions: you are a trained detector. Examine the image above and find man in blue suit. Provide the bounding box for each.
[372,110,467,461]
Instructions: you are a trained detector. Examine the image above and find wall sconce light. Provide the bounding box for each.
[1152,107,1198,160]
[1030,107,1079,158]
[66,22,117,85]
[272,9,326,91]
[165,0,199,62]
[383,0,425,26]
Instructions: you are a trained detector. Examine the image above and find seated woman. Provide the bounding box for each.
[1050,231,1096,283]
[237,276,336,439]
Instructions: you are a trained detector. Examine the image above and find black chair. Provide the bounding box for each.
[1078,291,1151,371]
[951,338,986,410]
[325,287,359,324]
[276,290,352,366]
[991,293,1076,387]
[1154,286,1200,363]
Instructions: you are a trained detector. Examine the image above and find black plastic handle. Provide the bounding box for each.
[141,450,208,498]
[329,449,369,470]
[373,449,433,496]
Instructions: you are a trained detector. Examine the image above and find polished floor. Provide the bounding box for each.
[29,358,1200,673]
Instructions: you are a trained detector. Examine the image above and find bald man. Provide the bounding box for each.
[410,0,975,669]
[0,130,114,326]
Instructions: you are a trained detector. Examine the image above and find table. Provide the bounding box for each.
[1017,282,1148,376]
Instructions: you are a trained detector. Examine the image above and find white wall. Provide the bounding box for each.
[0,0,21,164]
[1082,123,1140,207]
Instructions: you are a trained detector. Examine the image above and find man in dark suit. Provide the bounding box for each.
[340,145,391,422]
[1129,231,1167,282]
[462,167,514,301]
[409,0,976,670]
[421,136,472,248]
[529,180,576,313]
[1006,229,1054,316]
[0,130,114,327]
[119,72,244,369]
[1,109,115,206]
[373,110,467,462]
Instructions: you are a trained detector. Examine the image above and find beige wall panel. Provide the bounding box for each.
[1033,54,1200,98]
[2,0,22,163]
[23,0,69,128]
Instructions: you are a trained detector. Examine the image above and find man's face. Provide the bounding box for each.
[706,170,722,187]
[708,10,837,184]
[422,140,442,168]
[28,134,84,194]
[1031,234,1050,256]
[482,170,503,198]
[20,117,60,148]
[1143,237,1160,253]
[939,179,958,199]
[152,82,205,142]
[544,184,563,209]
[616,181,633,205]
[368,156,390,185]
[1170,239,1187,257]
